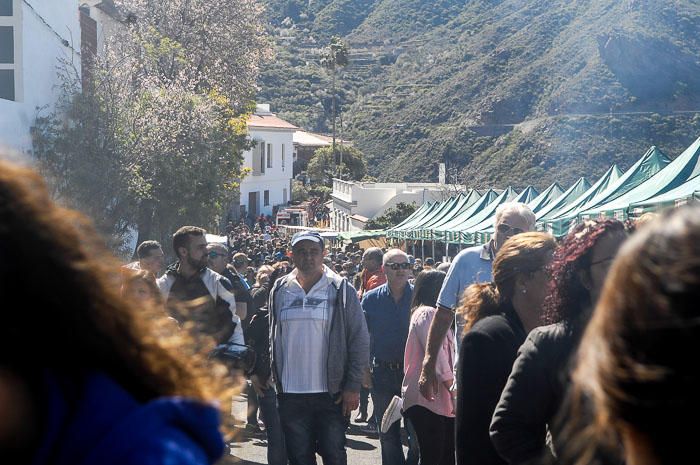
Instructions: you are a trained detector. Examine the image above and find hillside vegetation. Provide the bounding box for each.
[257,0,700,189]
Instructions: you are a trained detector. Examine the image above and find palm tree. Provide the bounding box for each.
[320,36,349,178]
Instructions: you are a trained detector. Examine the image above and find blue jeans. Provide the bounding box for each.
[372,365,419,465]
[259,386,287,465]
[278,392,348,465]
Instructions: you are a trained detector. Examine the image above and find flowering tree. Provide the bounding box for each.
[33,0,269,254]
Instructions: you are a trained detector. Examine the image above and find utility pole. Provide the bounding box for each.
[332,69,336,172]
[339,111,344,180]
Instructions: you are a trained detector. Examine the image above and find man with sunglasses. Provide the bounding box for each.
[206,244,252,322]
[419,203,536,401]
[362,249,417,465]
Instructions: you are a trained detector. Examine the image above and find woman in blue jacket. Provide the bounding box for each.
[0,158,227,465]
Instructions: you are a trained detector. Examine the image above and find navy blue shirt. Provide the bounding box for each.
[362,282,414,363]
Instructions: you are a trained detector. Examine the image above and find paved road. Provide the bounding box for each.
[221,393,412,464]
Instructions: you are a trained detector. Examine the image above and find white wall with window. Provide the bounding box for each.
[0,0,81,153]
[239,105,296,218]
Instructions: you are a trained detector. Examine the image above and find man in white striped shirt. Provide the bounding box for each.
[270,231,369,465]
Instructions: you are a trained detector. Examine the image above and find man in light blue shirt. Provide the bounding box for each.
[418,203,536,400]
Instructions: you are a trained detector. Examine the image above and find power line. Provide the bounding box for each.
[22,0,81,55]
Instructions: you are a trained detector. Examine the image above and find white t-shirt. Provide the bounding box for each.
[277,267,335,393]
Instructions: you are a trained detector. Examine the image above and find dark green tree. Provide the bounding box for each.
[366,202,418,230]
[307,145,366,186]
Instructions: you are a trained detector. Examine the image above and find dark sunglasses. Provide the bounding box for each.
[208,251,227,259]
[385,262,412,270]
[496,223,525,235]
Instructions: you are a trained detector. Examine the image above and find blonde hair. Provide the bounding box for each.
[255,265,274,286]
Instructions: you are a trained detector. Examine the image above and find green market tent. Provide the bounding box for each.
[630,174,700,212]
[421,189,499,240]
[513,185,540,205]
[409,193,470,239]
[386,189,482,239]
[540,164,622,236]
[439,187,518,244]
[473,183,565,245]
[544,146,671,235]
[429,189,500,242]
[387,200,443,238]
[413,189,487,238]
[386,201,435,235]
[527,182,565,214]
[580,136,700,219]
[466,186,540,244]
[338,229,387,243]
[535,177,592,223]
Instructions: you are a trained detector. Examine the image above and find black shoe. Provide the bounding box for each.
[355,413,368,423]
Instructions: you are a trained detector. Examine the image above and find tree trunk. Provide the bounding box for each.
[133,200,155,259]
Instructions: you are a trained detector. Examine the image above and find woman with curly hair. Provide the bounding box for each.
[0,158,230,464]
[565,206,700,465]
[454,232,556,465]
[490,220,626,464]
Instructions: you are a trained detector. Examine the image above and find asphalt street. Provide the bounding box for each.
[221,392,412,464]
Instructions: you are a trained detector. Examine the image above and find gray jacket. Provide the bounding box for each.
[269,268,370,395]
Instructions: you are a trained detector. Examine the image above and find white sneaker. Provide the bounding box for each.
[380,395,403,434]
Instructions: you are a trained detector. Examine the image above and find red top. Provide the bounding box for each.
[358,269,387,299]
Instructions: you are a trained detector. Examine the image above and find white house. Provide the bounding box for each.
[331,178,462,231]
[0,0,119,154]
[0,0,82,153]
[239,104,297,218]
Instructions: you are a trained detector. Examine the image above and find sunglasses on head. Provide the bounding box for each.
[385,262,412,270]
[496,223,525,235]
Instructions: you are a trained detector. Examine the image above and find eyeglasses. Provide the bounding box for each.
[385,262,412,270]
[497,223,525,235]
[208,252,227,259]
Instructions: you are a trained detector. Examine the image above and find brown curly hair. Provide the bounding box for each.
[0,158,227,404]
[541,219,625,328]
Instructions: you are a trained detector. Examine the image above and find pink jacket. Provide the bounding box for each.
[402,305,455,417]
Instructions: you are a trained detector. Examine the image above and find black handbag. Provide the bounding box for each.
[211,342,256,375]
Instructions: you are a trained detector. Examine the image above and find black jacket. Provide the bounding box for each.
[246,306,272,380]
[456,302,526,465]
[489,322,578,464]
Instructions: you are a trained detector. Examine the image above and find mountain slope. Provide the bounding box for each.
[257,0,700,189]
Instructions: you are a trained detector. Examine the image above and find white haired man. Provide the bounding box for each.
[418,203,536,400]
[362,248,418,465]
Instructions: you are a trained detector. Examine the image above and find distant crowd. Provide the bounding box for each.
[2,154,697,465]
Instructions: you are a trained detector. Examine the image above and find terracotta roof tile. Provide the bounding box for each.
[247,114,298,130]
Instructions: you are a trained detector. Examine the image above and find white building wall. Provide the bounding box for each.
[239,127,294,217]
[330,179,451,231]
[0,0,81,153]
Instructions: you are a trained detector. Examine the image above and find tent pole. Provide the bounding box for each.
[421,239,425,260]
[431,240,435,261]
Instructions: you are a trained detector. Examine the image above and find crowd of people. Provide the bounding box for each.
[2,155,697,465]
